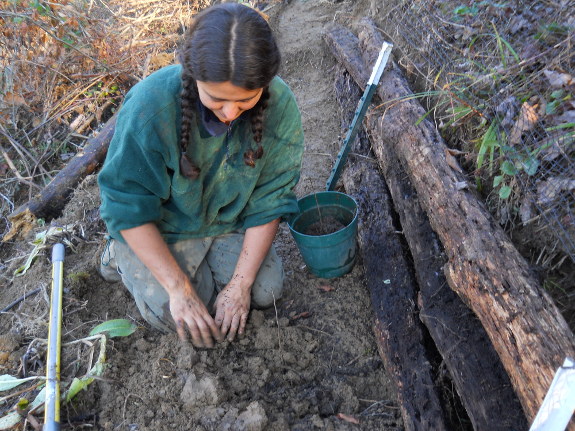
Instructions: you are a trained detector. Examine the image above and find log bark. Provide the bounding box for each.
[330,41,527,429]
[325,21,575,424]
[340,147,447,431]
[5,114,117,241]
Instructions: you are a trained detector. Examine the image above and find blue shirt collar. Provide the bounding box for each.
[198,101,249,137]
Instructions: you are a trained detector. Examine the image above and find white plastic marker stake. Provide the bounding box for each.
[530,357,575,431]
[43,243,65,431]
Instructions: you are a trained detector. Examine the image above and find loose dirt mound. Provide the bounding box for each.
[0,1,407,429]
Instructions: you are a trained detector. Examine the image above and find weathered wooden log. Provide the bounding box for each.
[4,114,117,241]
[341,151,447,431]
[371,119,529,430]
[331,47,527,429]
[325,21,575,424]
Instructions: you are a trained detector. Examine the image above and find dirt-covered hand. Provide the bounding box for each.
[214,282,251,342]
[169,286,223,348]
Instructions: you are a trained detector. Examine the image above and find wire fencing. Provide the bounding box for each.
[378,0,574,266]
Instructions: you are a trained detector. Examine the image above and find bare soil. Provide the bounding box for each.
[0,1,406,430]
[304,216,348,237]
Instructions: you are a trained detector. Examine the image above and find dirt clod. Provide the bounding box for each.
[180,371,223,410]
[233,401,268,431]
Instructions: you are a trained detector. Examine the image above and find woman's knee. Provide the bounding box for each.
[251,250,285,309]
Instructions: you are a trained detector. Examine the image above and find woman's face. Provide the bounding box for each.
[196,81,263,124]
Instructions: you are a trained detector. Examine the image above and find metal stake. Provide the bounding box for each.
[326,40,393,191]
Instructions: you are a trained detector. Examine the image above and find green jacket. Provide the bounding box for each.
[98,65,304,243]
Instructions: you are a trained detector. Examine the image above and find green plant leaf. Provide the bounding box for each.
[545,123,575,131]
[453,5,478,16]
[64,336,107,402]
[493,175,504,188]
[546,99,561,115]
[476,121,500,176]
[0,411,21,430]
[66,377,93,402]
[501,160,518,176]
[0,375,41,392]
[499,185,512,199]
[415,108,434,126]
[498,36,520,63]
[0,388,46,430]
[522,158,539,176]
[89,319,137,338]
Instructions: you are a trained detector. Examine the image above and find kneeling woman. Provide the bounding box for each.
[98,2,304,348]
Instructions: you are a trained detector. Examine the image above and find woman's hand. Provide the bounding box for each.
[169,282,222,348]
[213,218,281,341]
[214,278,251,341]
[121,223,223,348]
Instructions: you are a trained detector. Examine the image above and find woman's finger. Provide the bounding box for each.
[238,313,249,336]
[227,313,241,341]
[220,308,234,337]
[176,320,187,342]
[206,316,224,343]
[214,303,225,327]
[196,319,215,348]
[209,320,224,343]
[186,320,206,348]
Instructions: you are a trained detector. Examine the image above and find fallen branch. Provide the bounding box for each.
[4,114,117,242]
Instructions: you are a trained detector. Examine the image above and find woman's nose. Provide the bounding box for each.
[222,103,240,121]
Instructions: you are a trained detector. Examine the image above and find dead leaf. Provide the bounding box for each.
[3,208,37,242]
[150,52,174,70]
[543,70,574,89]
[509,15,529,34]
[537,177,575,205]
[538,132,574,162]
[336,413,360,424]
[509,102,539,146]
[495,96,517,128]
[445,149,462,173]
[446,148,466,156]
[519,194,534,224]
[317,284,334,292]
[3,92,27,107]
[555,110,575,125]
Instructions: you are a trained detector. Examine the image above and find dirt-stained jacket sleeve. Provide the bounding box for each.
[98,92,175,243]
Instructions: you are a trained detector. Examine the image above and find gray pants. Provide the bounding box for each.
[101,233,284,332]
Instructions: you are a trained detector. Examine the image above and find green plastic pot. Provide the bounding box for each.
[288,191,358,278]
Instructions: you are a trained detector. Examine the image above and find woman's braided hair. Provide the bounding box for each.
[177,2,281,179]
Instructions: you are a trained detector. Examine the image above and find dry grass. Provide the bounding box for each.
[0,0,211,237]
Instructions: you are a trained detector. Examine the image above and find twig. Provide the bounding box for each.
[271,291,283,365]
[0,287,43,313]
[0,150,40,191]
[295,325,333,337]
[0,191,15,213]
[122,393,145,422]
[470,34,574,88]
[349,152,377,162]
[0,380,45,404]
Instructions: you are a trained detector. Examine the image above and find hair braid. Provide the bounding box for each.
[244,87,270,168]
[179,65,201,179]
